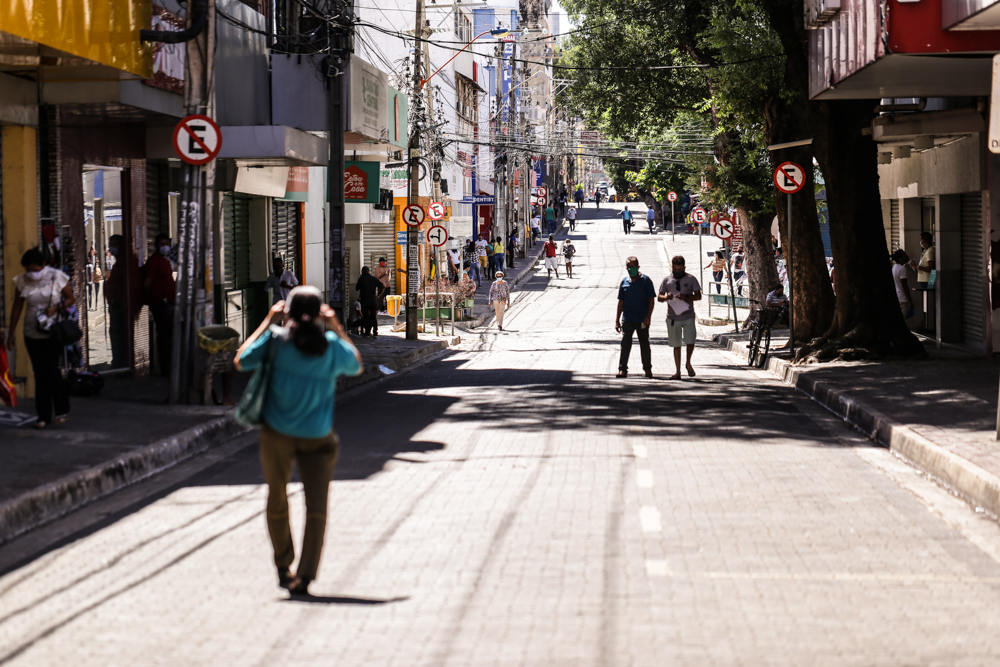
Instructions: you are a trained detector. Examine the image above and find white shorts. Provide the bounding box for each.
[666,318,697,347]
[545,256,558,270]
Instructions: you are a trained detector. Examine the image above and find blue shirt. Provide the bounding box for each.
[617,274,656,323]
[240,327,361,438]
[622,210,633,221]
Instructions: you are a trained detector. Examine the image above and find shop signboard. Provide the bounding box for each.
[348,55,389,142]
[278,167,309,202]
[344,161,380,204]
[388,86,409,149]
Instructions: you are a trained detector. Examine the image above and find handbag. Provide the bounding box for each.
[235,332,278,429]
[38,275,83,345]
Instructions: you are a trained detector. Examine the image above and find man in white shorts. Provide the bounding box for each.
[543,234,559,278]
[657,255,702,380]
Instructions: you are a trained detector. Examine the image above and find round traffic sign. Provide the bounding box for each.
[172,114,223,166]
[714,218,734,240]
[691,207,707,224]
[428,201,445,221]
[537,196,547,206]
[667,191,678,202]
[537,187,548,198]
[402,204,426,227]
[774,161,805,194]
[427,225,449,247]
[559,169,566,176]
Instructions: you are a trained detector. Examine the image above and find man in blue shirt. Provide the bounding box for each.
[621,207,633,235]
[646,206,656,233]
[615,256,656,378]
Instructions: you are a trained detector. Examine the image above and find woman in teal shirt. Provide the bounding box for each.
[236,286,362,595]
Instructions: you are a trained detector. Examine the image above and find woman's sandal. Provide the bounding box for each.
[54,414,69,426]
[34,421,47,429]
[287,576,312,596]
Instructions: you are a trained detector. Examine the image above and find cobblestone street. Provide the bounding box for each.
[5,205,1000,666]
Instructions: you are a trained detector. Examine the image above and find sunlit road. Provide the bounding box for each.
[4,204,1000,666]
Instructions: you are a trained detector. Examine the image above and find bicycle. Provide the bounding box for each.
[746,300,787,368]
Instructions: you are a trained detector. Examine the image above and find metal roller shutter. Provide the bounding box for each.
[223,193,252,289]
[960,192,986,348]
[889,199,900,252]
[272,200,300,279]
[364,223,397,294]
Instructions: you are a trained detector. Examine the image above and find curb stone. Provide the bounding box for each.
[0,415,245,546]
[714,331,1000,518]
[0,337,457,545]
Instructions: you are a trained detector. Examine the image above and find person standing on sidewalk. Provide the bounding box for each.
[891,250,915,319]
[544,234,560,279]
[658,255,702,380]
[909,231,935,288]
[266,257,299,306]
[355,267,387,337]
[489,271,511,331]
[143,233,176,377]
[563,239,577,279]
[3,248,75,428]
[476,234,490,276]
[621,206,633,234]
[615,256,655,378]
[235,286,362,597]
[464,238,482,287]
[567,205,577,231]
[485,237,497,277]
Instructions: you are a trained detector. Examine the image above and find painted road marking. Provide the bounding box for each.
[633,445,648,459]
[645,560,671,577]
[637,470,653,488]
[639,506,662,532]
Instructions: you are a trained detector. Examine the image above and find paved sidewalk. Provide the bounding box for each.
[0,330,456,543]
[714,328,1000,516]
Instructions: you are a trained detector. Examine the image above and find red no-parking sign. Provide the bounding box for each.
[667,191,678,202]
[774,162,805,194]
[403,204,426,227]
[172,114,223,166]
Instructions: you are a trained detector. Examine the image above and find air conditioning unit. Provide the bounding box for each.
[805,0,840,28]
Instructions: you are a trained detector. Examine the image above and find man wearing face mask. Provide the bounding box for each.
[143,233,176,377]
[658,255,702,380]
[615,257,656,378]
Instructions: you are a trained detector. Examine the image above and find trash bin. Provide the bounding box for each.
[386,295,403,317]
[196,325,241,375]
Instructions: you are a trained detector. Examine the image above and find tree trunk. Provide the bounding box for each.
[739,206,780,314]
[811,99,924,357]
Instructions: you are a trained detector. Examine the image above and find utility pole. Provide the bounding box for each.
[169,0,216,405]
[327,0,355,323]
[406,0,426,340]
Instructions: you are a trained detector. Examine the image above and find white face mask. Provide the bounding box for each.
[159,245,171,255]
[27,270,44,281]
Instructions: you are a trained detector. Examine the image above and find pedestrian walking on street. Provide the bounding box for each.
[567,206,577,231]
[355,267,387,336]
[621,206,633,234]
[266,257,300,306]
[658,255,702,380]
[530,214,542,242]
[646,206,656,234]
[545,204,556,235]
[615,256,656,378]
[476,234,490,275]
[486,237,497,277]
[493,237,506,277]
[235,287,362,597]
[575,187,584,209]
[704,250,729,294]
[594,189,601,210]
[3,248,76,428]
[544,234,560,279]
[563,239,577,279]
[464,238,482,287]
[489,271,510,331]
[447,246,461,283]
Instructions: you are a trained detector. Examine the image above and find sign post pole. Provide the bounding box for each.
[435,248,441,336]
[671,200,675,240]
[773,161,804,358]
[787,192,794,358]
